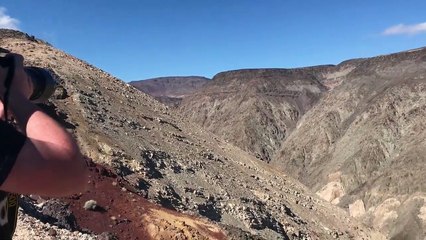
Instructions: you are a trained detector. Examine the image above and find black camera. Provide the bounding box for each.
[24,67,57,103]
[0,48,57,103]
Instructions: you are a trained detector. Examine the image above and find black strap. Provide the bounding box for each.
[0,120,26,186]
[0,155,18,186]
[0,56,15,122]
[0,55,15,122]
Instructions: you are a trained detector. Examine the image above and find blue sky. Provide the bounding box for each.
[1,1,426,81]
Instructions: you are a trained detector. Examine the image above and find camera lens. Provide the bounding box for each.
[24,67,57,103]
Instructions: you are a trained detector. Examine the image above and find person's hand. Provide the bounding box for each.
[0,53,33,101]
[0,101,4,119]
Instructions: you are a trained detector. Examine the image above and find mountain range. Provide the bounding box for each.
[130,76,210,107]
[133,46,426,239]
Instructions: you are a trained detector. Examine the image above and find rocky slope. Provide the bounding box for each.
[176,56,369,163]
[271,48,426,239]
[178,68,332,162]
[1,29,382,239]
[130,76,210,107]
[163,45,426,239]
[138,64,360,163]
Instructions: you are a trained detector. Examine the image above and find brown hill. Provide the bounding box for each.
[130,76,210,107]
[176,56,367,163]
[171,45,426,239]
[1,29,381,239]
[178,67,335,162]
[272,47,426,239]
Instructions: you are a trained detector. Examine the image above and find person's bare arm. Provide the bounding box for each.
[0,53,88,197]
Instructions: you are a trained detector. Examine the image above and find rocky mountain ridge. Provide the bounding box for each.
[1,29,381,239]
[130,76,210,107]
[132,63,360,163]
[158,43,426,239]
[273,46,426,239]
[177,66,345,161]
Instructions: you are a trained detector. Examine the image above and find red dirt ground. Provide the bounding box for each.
[62,159,227,240]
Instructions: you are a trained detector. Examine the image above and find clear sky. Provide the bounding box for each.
[1,0,426,81]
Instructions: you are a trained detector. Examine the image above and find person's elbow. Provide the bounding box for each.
[50,148,89,197]
[1,141,90,197]
[69,153,89,194]
[62,151,89,196]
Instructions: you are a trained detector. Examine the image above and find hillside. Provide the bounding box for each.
[1,29,381,239]
[169,45,426,239]
[272,47,426,239]
[171,45,426,239]
[130,76,210,107]
[178,67,334,161]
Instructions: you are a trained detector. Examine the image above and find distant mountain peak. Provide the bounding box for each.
[130,76,210,107]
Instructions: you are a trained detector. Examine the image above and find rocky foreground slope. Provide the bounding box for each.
[1,29,382,239]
